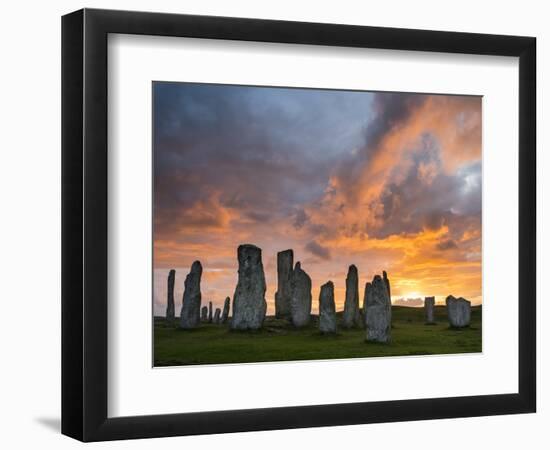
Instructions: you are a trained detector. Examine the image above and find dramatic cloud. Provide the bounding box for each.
[368,137,481,240]
[293,209,309,229]
[305,240,332,260]
[153,83,482,315]
[436,239,458,251]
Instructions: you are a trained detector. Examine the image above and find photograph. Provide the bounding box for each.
[152,82,482,366]
[0,0,542,446]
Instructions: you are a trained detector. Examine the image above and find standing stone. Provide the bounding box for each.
[364,274,392,343]
[446,295,471,328]
[319,281,337,334]
[425,296,436,324]
[208,301,213,323]
[362,282,369,329]
[383,270,391,299]
[213,308,221,324]
[275,249,294,319]
[166,269,176,323]
[343,265,361,328]
[290,262,312,327]
[231,244,267,330]
[179,261,202,329]
[200,306,208,322]
[221,296,230,324]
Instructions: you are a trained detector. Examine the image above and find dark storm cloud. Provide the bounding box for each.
[332,92,429,200]
[245,210,273,223]
[293,209,309,229]
[367,134,481,241]
[305,240,332,260]
[153,82,373,235]
[436,239,458,251]
[364,92,427,155]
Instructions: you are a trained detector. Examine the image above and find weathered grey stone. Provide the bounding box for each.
[343,265,361,328]
[208,301,213,323]
[166,269,176,323]
[179,261,202,329]
[425,296,436,324]
[383,270,391,299]
[362,282,369,329]
[230,244,267,330]
[214,308,221,324]
[221,296,230,323]
[290,262,312,327]
[446,295,471,328]
[364,274,392,343]
[275,249,294,319]
[201,306,208,322]
[319,281,337,334]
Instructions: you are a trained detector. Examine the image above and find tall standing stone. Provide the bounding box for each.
[362,282,369,329]
[166,269,176,323]
[208,301,213,323]
[343,265,361,328]
[231,244,267,330]
[319,281,337,334]
[179,261,202,329]
[214,308,221,324]
[221,296,230,324]
[446,295,471,328]
[290,262,312,327]
[364,274,392,343]
[201,306,208,322]
[383,270,391,299]
[425,296,436,324]
[275,249,294,319]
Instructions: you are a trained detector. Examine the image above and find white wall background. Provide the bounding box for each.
[0,0,546,448]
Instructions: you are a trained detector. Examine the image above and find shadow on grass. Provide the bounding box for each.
[316,331,342,338]
[362,339,392,346]
[175,326,205,333]
[446,325,476,331]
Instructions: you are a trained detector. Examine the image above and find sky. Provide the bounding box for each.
[152,82,482,316]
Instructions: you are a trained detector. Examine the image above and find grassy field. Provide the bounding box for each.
[154,305,481,366]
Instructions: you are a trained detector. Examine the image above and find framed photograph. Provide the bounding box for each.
[62,8,536,442]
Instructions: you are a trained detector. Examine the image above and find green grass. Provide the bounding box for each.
[154,305,481,366]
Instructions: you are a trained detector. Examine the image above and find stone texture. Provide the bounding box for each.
[214,308,221,324]
[364,274,392,343]
[424,296,436,324]
[446,295,471,328]
[342,265,361,328]
[362,282,368,329]
[319,281,337,334]
[230,244,267,330]
[221,296,230,324]
[275,249,294,319]
[179,261,202,329]
[290,262,312,327]
[383,270,391,299]
[166,269,176,323]
[208,301,213,323]
[201,306,208,322]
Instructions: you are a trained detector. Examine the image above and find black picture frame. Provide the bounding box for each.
[61,8,536,442]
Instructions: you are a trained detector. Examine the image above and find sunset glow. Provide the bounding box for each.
[153,83,482,315]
